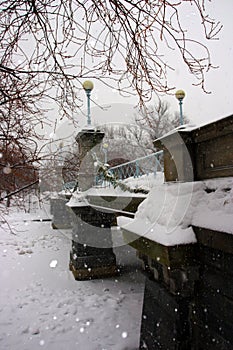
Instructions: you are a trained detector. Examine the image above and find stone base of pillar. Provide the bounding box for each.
[69,206,118,280]
[69,261,118,280]
[69,243,117,280]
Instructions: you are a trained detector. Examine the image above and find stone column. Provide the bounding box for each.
[76,128,105,191]
[153,130,195,182]
[69,128,117,280]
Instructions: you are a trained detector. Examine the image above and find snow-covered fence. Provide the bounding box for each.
[95,150,163,188]
[109,150,163,180]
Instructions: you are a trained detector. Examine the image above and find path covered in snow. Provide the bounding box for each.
[0,202,145,350]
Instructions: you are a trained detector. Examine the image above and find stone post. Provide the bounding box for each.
[153,130,195,182]
[69,128,117,280]
[154,114,233,182]
[75,128,105,191]
[136,244,199,350]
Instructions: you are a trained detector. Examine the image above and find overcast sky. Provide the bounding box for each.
[77,0,233,127]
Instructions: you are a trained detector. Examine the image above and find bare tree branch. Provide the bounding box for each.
[0,0,221,205]
[0,0,222,116]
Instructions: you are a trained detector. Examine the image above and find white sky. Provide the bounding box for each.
[79,0,233,127]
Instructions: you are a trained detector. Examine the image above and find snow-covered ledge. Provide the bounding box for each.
[119,178,233,349]
[118,177,233,249]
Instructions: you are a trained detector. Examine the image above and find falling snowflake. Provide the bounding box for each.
[49,260,58,268]
[3,166,12,174]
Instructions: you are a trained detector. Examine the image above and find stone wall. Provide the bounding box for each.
[131,115,233,349]
[136,228,233,350]
[193,227,233,349]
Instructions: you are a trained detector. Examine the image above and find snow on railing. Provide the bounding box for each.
[95,150,163,187]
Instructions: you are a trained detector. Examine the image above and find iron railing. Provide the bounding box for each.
[95,150,163,186]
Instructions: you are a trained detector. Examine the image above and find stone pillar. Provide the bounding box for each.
[153,130,195,182]
[192,227,233,349]
[69,128,117,280]
[140,277,192,350]
[154,114,233,182]
[76,128,105,191]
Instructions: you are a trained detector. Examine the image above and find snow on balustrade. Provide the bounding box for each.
[118,177,233,246]
[67,150,164,208]
[67,172,164,209]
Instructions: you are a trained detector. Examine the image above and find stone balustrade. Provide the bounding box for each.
[122,115,233,349]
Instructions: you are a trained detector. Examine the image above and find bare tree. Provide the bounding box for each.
[0,0,222,118]
[100,124,148,162]
[0,0,222,208]
[170,111,190,130]
[0,101,71,207]
[128,100,189,152]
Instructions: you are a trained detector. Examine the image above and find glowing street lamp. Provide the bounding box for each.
[82,80,94,126]
[175,89,186,126]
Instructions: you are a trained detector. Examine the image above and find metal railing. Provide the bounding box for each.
[95,150,163,187]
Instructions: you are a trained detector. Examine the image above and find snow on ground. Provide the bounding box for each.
[0,201,145,350]
[119,177,233,246]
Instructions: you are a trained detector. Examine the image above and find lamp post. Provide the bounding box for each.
[82,80,94,126]
[175,89,185,126]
